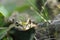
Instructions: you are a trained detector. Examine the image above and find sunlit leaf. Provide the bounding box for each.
[0,0,16,17]
[0,6,8,17]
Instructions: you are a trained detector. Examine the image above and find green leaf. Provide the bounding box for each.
[0,0,16,17]
[0,28,7,39]
[27,0,39,11]
[0,13,5,27]
[16,4,30,12]
[2,36,13,40]
[0,6,9,17]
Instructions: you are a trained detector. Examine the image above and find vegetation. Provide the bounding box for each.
[0,0,60,40]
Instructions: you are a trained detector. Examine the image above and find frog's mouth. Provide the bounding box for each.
[15,22,37,31]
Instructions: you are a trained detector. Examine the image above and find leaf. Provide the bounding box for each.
[0,6,9,17]
[2,36,13,40]
[0,0,16,18]
[0,28,8,39]
[27,0,39,11]
[0,13,5,27]
[0,24,15,40]
[16,4,30,12]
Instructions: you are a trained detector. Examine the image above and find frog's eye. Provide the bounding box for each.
[8,18,15,24]
[15,21,19,26]
[15,21,23,27]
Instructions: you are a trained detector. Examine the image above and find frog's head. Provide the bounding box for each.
[14,18,37,31]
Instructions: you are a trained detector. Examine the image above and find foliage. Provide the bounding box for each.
[0,0,60,40]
